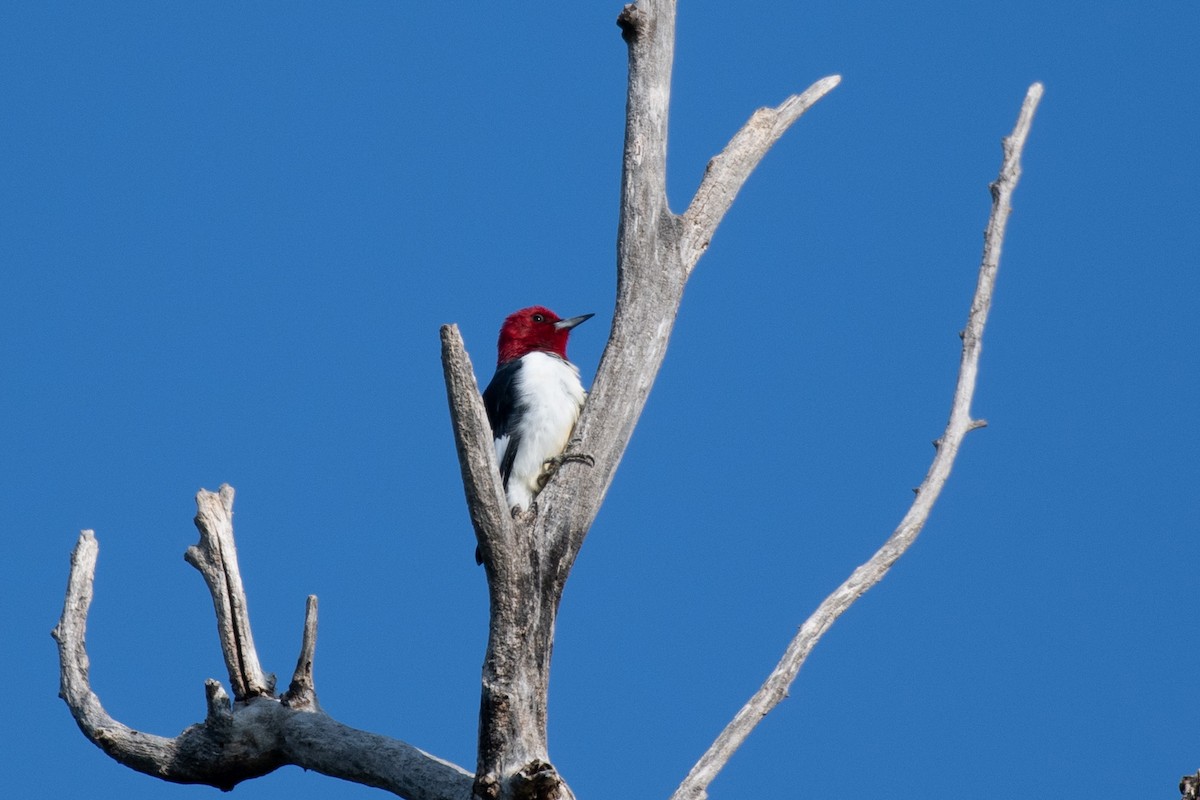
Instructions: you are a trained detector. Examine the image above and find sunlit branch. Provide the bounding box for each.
[671,82,1045,800]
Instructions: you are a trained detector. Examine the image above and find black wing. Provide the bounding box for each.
[481,359,525,488]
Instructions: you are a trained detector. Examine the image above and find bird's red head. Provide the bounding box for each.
[496,306,593,366]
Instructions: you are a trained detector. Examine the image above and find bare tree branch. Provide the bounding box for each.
[536,3,837,564]
[282,595,320,711]
[670,82,1045,800]
[53,497,474,799]
[183,483,272,699]
[680,75,842,274]
[51,530,181,777]
[440,324,517,575]
[441,324,565,796]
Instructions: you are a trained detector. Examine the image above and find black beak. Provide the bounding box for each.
[554,313,594,331]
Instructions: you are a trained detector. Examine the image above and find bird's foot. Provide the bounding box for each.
[547,437,595,470]
[546,451,596,470]
[512,501,538,519]
[539,446,595,489]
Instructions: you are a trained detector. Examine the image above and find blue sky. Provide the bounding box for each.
[3,2,1198,798]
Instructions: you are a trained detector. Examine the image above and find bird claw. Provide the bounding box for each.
[536,447,595,492]
[555,436,594,467]
[544,450,595,473]
[547,451,596,469]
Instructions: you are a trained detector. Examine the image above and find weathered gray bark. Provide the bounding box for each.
[55,1,1040,798]
[53,491,473,799]
[440,2,838,797]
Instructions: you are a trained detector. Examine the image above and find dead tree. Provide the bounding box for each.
[53,2,1042,798]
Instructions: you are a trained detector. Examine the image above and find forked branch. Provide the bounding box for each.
[670,82,1045,800]
[444,0,840,583]
[53,488,473,799]
[440,2,839,795]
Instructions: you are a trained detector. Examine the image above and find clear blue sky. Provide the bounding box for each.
[4,2,1198,798]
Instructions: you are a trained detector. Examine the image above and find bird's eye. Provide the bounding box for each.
[532,314,545,323]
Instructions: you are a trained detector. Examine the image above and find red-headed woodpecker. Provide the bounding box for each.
[482,306,594,516]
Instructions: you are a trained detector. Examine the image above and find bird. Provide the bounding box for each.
[481,305,594,517]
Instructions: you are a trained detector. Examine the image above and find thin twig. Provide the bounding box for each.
[283,595,320,710]
[671,82,1044,800]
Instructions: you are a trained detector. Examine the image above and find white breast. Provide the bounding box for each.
[502,351,586,510]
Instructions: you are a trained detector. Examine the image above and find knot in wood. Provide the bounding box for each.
[473,772,501,800]
[616,5,644,41]
[514,759,570,800]
[1181,771,1200,800]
